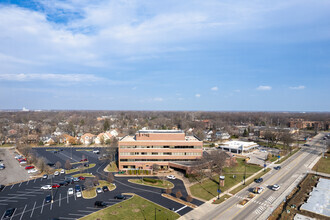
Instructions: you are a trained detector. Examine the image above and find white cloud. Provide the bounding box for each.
[256,85,272,91]
[195,94,201,98]
[0,73,103,82]
[211,86,218,91]
[234,89,240,92]
[153,97,163,102]
[289,85,305,90]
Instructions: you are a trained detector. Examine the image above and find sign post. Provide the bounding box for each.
[217,189,221,200]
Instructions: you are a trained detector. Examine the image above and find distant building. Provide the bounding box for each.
[80,133,96,145]
[219,141,258,154]
[118,130,203,172]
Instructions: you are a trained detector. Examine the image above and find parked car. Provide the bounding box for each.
[47,163,55,167]
[93,149,100,154]
[3,208,16,219]
[15,155,23,159]
[43,174,48,179]
[272,184,280,191]
[114,194,126,200]
[274,166,281,170]
[60,169,65,174]
[68,188,74,195]
[76,191,82,198]
[83,163,89,167]
[45,195,52,203]
[54,171,59,176]
[19,161,27,165]
[75,185,81,192]
[28,169,38,174]
[102,186,109,192]
[94,201,107,208]
[59,182,68,186]
[0,164,5,170]
[41,185,52,190]
[166,175,176,180]
[96,187,102,193]
[0,184,5,192]
[52,184,60,188]
[78,176,85,180]
[25,166,35,170]
[254,178,263,183]
[73,177,80,182]
[80,158,88,162]
[81,185,86,191]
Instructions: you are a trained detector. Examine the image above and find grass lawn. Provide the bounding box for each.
[105,162,118,172]
[72,173,95,178]
[82,189,97,199]
[212,194,231,204]
[275,148,299,164]
[230,168,271,195]
[66,163,96,174]
[190,158,262,201]
[312,153,330,174]
[80,195,180,220]
[71,161,89,165]
[0,144,13,147]
[82,180,115,199]
[128,179,174,189]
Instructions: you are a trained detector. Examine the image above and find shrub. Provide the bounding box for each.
[128,170,132,175]
[186,195,193,203]
[143,178,157,183]
[176,190,182,199]
[166,188,172,194]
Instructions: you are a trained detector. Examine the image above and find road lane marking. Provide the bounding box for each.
[50,201,53,210]
[67,193,69,204]
[0,203,9,206]
[26,180,30,185]
[40,199,45,214]
[59,193,61,207]
[68,213,85,216]
[175,205,187,213]
[10,208,16,220]
[10,184,15,189]
[2,186,6,191]
[34,178,36,183]
[58,217,76,220]
[19,204,27,220]
[77,210,94,213]
[19,182,22,187]
[1,210,5,219]
[30,201,36,218]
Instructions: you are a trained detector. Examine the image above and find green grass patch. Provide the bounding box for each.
[66,163,96,174]
[80,195,180,220]
[72,173,95,178]
[230,168,271,195]
[128,179,174,189]
[46,149,60,151]
[105,162,118,172]
[0,144,14,147]
[212,194,231,204]
[312,153,330,174]
[82,189,97,199]
[82,180,115,199]
[190,158,262,201]
[275,148,300,164]
[76,149,93,151]
[71,161,89,165]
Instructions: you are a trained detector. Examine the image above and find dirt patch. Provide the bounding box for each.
[111,211,118,215]
[132,209,140,213]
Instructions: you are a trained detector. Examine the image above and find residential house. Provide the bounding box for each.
[80,133,96,145]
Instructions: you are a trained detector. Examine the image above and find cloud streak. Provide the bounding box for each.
[289,85,305,90]
[0,73,103,82]
[256,85,272,91]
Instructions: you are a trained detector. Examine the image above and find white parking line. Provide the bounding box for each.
[10,184,15,189]
[1,210,5,219]
[86,207,101,210]
[19,204,27,220]
[2,186,6,191]
[59,193,61,207]
[40,199,45,214]
[50,201,53,210]
[26,180,30,185]
[10,208,16,220]
[58,217,76,220]
[19,182,22,187]
[175,205,187,213]
[74,192,76,200]
[77,210,94,213]
[68,213,85,217]
[0,203,9,206]
[34,178,36,183]
[67,193,69,204]
[30,201,36,218]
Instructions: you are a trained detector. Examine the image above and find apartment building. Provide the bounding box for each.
[118,130,203,171]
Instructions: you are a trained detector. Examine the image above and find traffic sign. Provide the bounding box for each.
[264,164,266,167]
[277,155,280,159]
[217,189,221,193]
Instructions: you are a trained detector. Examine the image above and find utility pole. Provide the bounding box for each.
[243,164,246,185]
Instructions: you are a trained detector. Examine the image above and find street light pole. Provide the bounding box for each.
[243,163,246,185]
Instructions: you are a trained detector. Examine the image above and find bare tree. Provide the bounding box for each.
[186,195,193,203]
[166,188,172,195]
[85,178,94,190]
[107,172,114,183]
[152,164,160,173]
[36,157,47,173]
[93,175,100,186]
[55,161,62,169]
[65,159,72,170]
[280,132,294,154]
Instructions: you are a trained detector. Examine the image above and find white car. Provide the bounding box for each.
[272,184,280,191]
[15,155,23,159]
[166,175,176,180]
[41,185,52,190]
[96,187,102,193]
[54,171,59,176]
[19,161,27,165]
[28,169,38,174]
[93,149,100,154]
[60,169,65,174]
[68,188,74,195]
[76,191,82,197]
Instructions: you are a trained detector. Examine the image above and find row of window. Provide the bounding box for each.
[120,152,201,156]
[120,145,201,149]
[120,159,198,162]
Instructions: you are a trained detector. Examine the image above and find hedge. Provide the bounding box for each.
[143,178,157,183]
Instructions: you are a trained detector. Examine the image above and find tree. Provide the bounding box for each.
[55,161,62,169]
[152,164,160,173]
[166,188,172,195]
[103,119,110,132]
[186,195,193,203]
[65,159,72,170]
[107,172,114,183]
[85,178,94,190]
[243,129,248,137]
[36,157,47,173]
[93,175,100,186]
[280,132,294,154]
[176,190,182,199]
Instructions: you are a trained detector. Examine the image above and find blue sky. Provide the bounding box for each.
[0,0,329,111]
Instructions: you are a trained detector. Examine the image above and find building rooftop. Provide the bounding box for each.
[120,135,201,142]
[137,130,184,134]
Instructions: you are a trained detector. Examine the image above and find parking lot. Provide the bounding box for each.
[0,148,31,185]
[0,147,203,219]
[244,147,280,166]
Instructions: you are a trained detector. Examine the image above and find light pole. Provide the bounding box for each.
[243,163,246,185]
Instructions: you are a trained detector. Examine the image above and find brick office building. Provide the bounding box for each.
[118,130,203,172]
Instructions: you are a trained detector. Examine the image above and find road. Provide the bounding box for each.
[0,147,203,219]
[181,133,326,220]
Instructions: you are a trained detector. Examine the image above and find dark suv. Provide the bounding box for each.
[254,178,263,183]
[94,201,107,208]
[3,208,16,219]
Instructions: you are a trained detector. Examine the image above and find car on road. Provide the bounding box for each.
[45,195,52,203]
[75,185,81,192]
[25,165,35,170]
[102,186,109,192]
[94,201,107,208]
[303,144,310,146]
[78,176,85,180]
[80,158,88,162]
[76,191,82,198]
[93,149,100,154]
[254,178,263,183]
[28,168,38,174]
[3,208,16,219]
[96,187,102,193]
[41,185,52,190]
[0,164,5,170]
[253,187,264,194]
[274,166,281,170]
[54,171,59,176]
[52,184,60,188]
[60,169,65,174]
[166,175,176,180]
[68,188,74,195]
[114,194,126,200]
[43,174,48,179]
[272,184,280,191]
